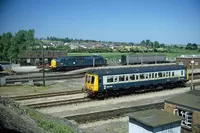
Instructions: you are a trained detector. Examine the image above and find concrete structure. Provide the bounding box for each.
[127,109,182,133]
[164,90,200,133]
[177,55,200,69]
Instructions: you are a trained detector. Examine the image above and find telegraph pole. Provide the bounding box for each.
[41,40,45,86]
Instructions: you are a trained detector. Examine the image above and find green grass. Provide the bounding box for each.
[28,109,76,133]
[68,50,200,60]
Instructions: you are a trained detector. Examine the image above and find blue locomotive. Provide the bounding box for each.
[51,55,108,71]
[84,65,188,98]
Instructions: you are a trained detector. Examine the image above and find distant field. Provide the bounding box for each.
[68,50,199,60]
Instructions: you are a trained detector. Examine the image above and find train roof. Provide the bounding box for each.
[87,65,186,76]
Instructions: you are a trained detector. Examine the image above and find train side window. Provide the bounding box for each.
[172,72,175,76]
[181,70,183,75]
[140,74,145,79]
[145,74,149,79]
[152,73,154,78]
[87,76,91,83]
[163,72,165,77]
[136,75,139,80]
[158,72,162,78]
[149,73,151,79]
[107,76,113,83]
[169,72,171,77]
[125,76,129,81]
[166,72,169,77]
[130,74,135,80]
[114,76,118,82]
[99,78,102,83]
[155,73,157,78]
[119,75,125,81]
[91,76,95,84]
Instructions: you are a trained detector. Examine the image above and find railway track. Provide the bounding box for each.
[6,73,85,84]
[11,90,83,100]
[65,102,164,124]
[27,97,91,109]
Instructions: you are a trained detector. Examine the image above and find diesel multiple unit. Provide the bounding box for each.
[84,65,188,98]
[51,55,108,71]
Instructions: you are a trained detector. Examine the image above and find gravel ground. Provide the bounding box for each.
[18,93,86,105]
[38,86,193,117]
[0,77,84,96]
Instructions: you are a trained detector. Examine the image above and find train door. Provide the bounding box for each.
[90,75,99,92]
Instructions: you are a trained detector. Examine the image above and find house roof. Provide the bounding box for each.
[165,90,200,111]
[126,109,182,128]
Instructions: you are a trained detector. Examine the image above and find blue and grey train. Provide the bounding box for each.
[84,65,188,98]
[51,55,108,71]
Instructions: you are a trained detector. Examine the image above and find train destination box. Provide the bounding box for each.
[126,109,182,133]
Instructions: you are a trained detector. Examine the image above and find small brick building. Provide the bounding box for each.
[164,90,200,133]
[177,55,200,69]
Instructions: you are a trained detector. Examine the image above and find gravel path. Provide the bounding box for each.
[38,86,192,117]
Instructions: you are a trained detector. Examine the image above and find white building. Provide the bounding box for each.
[127,109,182,133]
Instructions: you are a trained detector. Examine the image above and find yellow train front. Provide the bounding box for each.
[84,65,189,99]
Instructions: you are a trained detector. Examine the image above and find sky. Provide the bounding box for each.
[0,0,200,44]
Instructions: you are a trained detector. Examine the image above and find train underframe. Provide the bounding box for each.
[86,81,186,99]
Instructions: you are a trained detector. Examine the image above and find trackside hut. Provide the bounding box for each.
[164,90,200,133]
[126,109,182,133]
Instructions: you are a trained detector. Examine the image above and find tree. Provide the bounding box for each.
[140,40,146,46]
[153,41,160,48]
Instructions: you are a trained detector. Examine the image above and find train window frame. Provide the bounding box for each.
[152,73,154,78]
[107,76,114,83]
[181,70,183,76]
[125,75,129,81]
[119,75,125,82]
[87,76,91,83]
[91,76,95,84]
[169,71,171,77]
[85,75,88,82]
[130,74,135,80]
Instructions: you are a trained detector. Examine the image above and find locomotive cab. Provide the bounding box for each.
[84,74,99,97]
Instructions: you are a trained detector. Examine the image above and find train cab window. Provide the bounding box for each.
[130,74,135,80]
[158,72,162,78]
[181,70,183,75]
[107,76,114,83]
[172,72,175,76]
[91,76,95,84]
[87,76,91,83]
[140,74,145,79]
[155,73,157,78]
[119,75,125,81]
